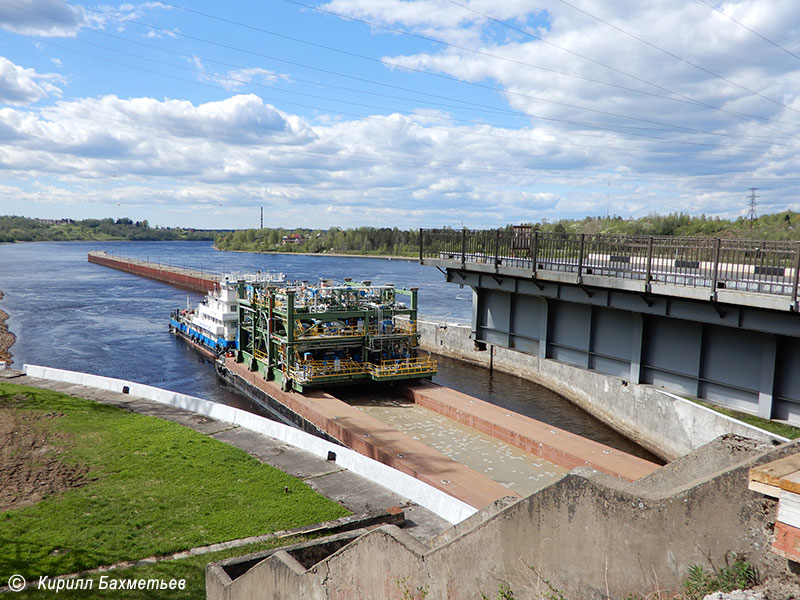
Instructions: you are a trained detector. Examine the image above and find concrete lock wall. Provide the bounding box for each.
[416,319,787,461]
[22,364,477,524]
[207,436,800,600]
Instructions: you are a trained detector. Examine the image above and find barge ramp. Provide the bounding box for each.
[88,251,218,292]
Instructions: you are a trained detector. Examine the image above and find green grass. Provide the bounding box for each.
[690,397,800,439]
[14,536,308,599]
[0,382,349,580]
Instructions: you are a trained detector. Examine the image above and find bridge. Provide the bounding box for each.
[420,228,800,426]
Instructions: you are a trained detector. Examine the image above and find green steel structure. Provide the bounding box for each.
[235,279,437,392]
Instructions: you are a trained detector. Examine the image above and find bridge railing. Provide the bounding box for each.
[420,228,800,303]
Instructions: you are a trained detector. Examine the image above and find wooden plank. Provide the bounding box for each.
[749,453,800,487]
[748,479,781,498]
[778,490,800,529]
[780,470,800,495]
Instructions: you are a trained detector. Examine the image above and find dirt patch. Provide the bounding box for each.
[0,404,89,511]
[0,290,15,365]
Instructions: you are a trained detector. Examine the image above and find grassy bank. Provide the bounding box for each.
[0,382,349,581]
[689,397,800,439]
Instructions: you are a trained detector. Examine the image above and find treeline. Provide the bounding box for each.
[0,216,218,243]
[215,227,421,256]
[533,211,800,240]
[214,211,800,257]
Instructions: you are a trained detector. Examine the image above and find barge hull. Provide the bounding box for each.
[88,251,218,293]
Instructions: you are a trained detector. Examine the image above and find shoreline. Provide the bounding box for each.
[213,246,416,261]
[0,291,15,366]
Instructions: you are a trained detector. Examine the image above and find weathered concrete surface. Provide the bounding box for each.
[206,436,800,600]
[404,380,659,481]
[417,319,787,461]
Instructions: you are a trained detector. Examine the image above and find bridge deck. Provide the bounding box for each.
[420,229,800,311]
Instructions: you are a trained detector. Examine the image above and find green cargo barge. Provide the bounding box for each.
[235,279,437,392]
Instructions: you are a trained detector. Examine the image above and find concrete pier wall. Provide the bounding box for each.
[88,251,218,293]
[22,364,477,524]
[417,319,787,460]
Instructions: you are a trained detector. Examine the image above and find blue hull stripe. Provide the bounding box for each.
[170,318,237,352]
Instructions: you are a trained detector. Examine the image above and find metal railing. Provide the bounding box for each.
[290,359,369,383]
[420,228,800,304]
[367,357,438,379]
[295,322,364,339]
[289,357,438,383]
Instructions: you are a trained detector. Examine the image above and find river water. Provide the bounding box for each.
[0,240,656,460]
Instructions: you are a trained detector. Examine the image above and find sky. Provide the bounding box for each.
[1,0,800,229]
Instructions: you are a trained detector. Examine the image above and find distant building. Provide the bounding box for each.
[34,218,75,225]
[281,234,305,245]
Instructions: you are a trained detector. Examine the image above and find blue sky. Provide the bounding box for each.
[1,0,800,229]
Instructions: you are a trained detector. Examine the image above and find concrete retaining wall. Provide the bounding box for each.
[22,364,477,524]
[207,436,800,600]
[417,319,788,460]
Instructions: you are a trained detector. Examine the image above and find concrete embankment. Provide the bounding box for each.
[88,251,218,292]
[416,318,788,461]
[21,364,476,525]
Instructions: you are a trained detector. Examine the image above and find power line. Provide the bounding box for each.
[127,0,800,134]
[547,0,800,115]
[695,0,800,63]
[6,1,797,154]
[3,2,800,181]
[444,0,800,135]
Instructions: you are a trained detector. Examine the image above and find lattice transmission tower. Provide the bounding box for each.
[746,188,759,223]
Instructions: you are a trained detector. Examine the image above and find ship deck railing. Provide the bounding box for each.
[288,357,438,384]
[367,357,438,379]
[295,323,364,339]
[290,359,369,383]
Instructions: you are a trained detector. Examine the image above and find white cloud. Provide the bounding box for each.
[3,0,800,227]
[0,0,86,37]
[0,57,63,104]
[86,2,171,31]
[190,57,291,92]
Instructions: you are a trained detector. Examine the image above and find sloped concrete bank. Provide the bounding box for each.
[207,436,800,600]
[22,364,477,525]
[416,319,786,461]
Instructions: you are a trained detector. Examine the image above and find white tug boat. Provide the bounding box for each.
[169,272,284,356]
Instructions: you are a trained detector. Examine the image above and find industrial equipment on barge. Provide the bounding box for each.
[235,279,437,391]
